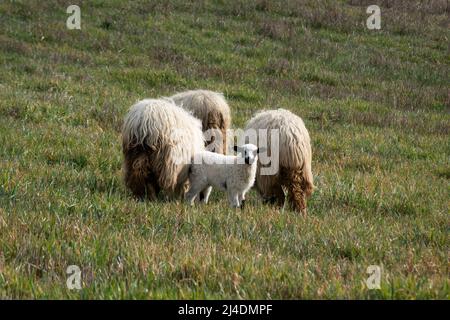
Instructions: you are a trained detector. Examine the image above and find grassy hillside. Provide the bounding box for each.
[0,0,448,299]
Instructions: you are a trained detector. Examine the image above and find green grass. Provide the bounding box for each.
[0,0,449,299]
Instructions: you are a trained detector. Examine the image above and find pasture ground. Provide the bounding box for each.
[0,0,448,298]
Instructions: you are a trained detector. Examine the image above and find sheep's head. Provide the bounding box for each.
[234,144,266,165]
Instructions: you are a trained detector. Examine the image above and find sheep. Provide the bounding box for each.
[185,144,263,208]
[170,90,231,154]
[122,98,205,200]
[244,109,314,215]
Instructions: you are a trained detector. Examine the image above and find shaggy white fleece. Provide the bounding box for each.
[122,98,205,195]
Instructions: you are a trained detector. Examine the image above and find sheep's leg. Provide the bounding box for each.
[145,180,159,201]
[271,184,285,207]
[260,185,284,207]
[256,174,285,207]
[199,186,212,204]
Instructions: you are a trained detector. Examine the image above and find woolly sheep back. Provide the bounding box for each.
[170,90,231,154]
[122,98,204,199]
[245,108,314,214]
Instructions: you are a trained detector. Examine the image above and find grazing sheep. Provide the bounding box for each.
[170,90,231,154]
[122,98,204,200]
[245,109,314,214]
[185,144,262,208]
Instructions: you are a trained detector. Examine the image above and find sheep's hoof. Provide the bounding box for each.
[263,196,277,204]
[240,200,246,209]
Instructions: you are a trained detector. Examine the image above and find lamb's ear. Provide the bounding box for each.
[233,145,239,153]
[257,147,267,154]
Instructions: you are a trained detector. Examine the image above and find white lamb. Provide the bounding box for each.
[185,144,264,208]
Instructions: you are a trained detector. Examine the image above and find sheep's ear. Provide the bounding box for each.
[257,147,267,154]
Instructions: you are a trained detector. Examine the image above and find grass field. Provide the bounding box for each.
[0,0,449,299]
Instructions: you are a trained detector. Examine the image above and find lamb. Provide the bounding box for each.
[244,109,314,215]
[185,144,263,208]
[122,98,204,200]
[170,90,231,154]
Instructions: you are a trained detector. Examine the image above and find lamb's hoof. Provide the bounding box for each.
[240,200,246,208]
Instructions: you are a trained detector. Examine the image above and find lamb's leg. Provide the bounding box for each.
[228,191,240,208]
[185,180,206,206]
[238,192,246,209]
[199,186,212,204]
[186,174,207,205]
